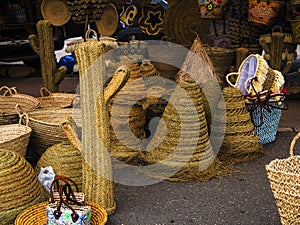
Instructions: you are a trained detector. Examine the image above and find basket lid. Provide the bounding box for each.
[41,0,71,26]
[94,3,118,37]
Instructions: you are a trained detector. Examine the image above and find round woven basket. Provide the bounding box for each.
[41,0,71,26]
[0,113,32,158]
[0,86,40,125]
[0,149,45,224]
[26,108,82,160]
[15,201,107,225]
[94,3,118,36]
[38,87,79,109]
[265,132,300,225]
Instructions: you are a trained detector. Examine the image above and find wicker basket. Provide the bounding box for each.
[0,149,45,224]
[0,86,40,125]
[0,113,32,158]
[14,201,107,225]
[38,87,79,108]
[265,132,300,225]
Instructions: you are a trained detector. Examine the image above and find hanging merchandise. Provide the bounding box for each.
[41,0,71,26]
[138,2,165,35]
[248,0,280,27]
[120,1,138,28]
[197,0,230,19]
[94,3,119,36]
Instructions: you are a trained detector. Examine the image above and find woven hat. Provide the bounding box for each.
[95,3,118,36]
[41,0,71,26]
[0,149,45,224]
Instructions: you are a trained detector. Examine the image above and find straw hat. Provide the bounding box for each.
[41,0,71,26]
[95,3,118,36]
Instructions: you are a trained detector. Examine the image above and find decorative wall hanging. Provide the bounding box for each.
[94,3,118,36]
[138,2,165,35]
[120,1,138,28]
[41,0,71,26]
[198,0,230,19]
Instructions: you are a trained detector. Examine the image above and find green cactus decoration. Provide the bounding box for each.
[29,20,66,92]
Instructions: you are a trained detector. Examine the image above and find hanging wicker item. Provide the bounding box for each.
[142,76,221,182]
[0,149,45,224]
[265,132,300,225]
[216,87,263,163]
[163,0,210,48]
[41,0,71,26]
[197,0,230,19]
[94,3,118,36]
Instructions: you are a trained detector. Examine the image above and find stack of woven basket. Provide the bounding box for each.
[216,87,263,163]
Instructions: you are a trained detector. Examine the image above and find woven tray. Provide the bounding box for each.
[38,87,79,108]
[14,201,107,225]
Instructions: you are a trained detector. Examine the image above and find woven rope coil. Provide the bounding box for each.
[265,132,300,225]
[0,149,45,224]
[14,201,107,225]
[38,87,79,108]
[0,113,32,158]
[0,86,40,125]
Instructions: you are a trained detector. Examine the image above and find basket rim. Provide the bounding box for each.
[265,155,300,176]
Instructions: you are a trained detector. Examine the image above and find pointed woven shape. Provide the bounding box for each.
[216,87,263,163]
[75,39,116,215]
[142,77,221,182]
[0,149,45,224]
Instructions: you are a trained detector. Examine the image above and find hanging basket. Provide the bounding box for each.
[265,132,300,225]
[0,112,31,158]
[15,201,107,225]
[37,87,79,108]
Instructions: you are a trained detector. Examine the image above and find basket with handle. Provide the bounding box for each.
[265,131,300,224]
[38,87,79,109]
[0,111,32,158]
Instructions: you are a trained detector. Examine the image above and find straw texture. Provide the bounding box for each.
[0,113,32,158]
[0,86,40,125]
[265,132,300,225]
[0,149,45,225]
[38,87,79,108]
[216,87,263,163]
[143,77,221,182]
[14,201,107,225]
[75,37,116,214]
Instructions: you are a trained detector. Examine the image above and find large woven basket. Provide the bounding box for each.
[38,87,79,108]
[14,201,107,225]
[0,86,40,125]
[0,149,45,224]
[0,113,32,158]
[265,132,300,225]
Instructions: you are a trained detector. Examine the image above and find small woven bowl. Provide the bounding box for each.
[14,201,107,225]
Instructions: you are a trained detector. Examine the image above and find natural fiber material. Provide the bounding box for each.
[26,108,81,164]
[75,38,116,214]
[217,87,263,163]
[143,77,221,182]
[163,0,210,48]
[265,132,300,225]
[0,113,31,158]
[0,149,45,224]
[38,87,79,108]
[15,201,107,225]
[41,0,71,26]
[0,86,40,125]
[94,3,118,36]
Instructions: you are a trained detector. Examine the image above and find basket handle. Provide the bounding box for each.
[60,116,82,152]
[290,132,300,157]
[272,25,283,34]
[85,29,98,42]
[0,86,13,96]
[18,112,29,127]
[225,72,239,87]
[40,87,52,97]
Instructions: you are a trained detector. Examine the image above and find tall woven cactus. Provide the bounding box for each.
[29,20,66,92]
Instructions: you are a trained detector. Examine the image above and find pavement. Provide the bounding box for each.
[0,75,300,225]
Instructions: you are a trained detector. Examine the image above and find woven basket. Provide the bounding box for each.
[0,113,31,158]
[247,103,283,144]
[26,108,82,162]
[15,201,107,225]
[38,87,79,108]
[0,149,45,224]
[265,132,300,225]
[0,86,40,125]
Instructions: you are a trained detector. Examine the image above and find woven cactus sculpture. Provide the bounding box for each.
[29,20,66,92]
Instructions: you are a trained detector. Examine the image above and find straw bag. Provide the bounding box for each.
[38,87,79,108]
[15,201,107,225]
[0,112,31,158]
[265,132,300,224]
[0,149,45,224]
[0,86,40,125]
